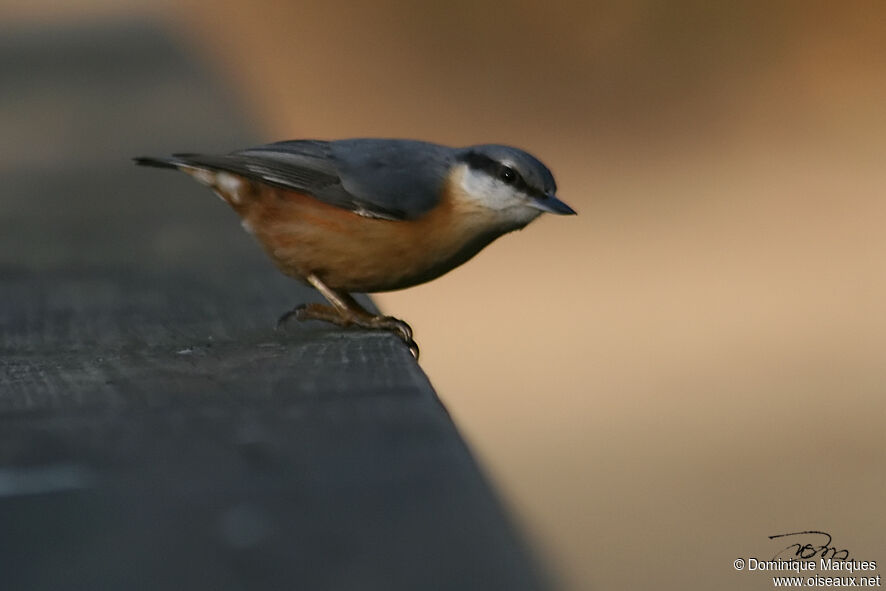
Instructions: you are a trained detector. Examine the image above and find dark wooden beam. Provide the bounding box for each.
[0,22,546,591]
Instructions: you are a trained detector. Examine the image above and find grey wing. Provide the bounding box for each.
[150,139,449,221]
[326,139,455,220]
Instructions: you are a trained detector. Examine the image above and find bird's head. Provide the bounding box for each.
[450,144,576,230]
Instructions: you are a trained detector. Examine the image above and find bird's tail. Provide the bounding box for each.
[134,154,256,209]
[133,156,190,169]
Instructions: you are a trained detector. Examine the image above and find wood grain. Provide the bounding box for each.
[0,22,545,591]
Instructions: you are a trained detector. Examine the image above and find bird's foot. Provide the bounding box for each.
[365,315,413,341]
[277,304,419,359]
[364,315,419,359]
[276,303,342,330]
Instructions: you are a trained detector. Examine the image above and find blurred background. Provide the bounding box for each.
[3,1,884,588]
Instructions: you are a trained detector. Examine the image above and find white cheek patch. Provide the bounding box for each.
[240,219,255,235]
[457,165,519,211]
[454,164,542,228]
[458,166,495,202]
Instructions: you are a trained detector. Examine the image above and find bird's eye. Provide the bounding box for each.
[498,166,517,184]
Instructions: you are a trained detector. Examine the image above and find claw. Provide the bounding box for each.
[276,304,306,330]
[366,315,418,358]
[393,319,413,341]
[369,315,413,341]
[406,339,420,360]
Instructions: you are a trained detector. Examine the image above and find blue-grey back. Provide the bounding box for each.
[240,138,455,220]
[330,139,455,218]
[137,138,555,221]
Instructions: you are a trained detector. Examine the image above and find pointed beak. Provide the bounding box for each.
[531,193,577,215]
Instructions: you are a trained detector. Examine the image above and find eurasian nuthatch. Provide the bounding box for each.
[135,138,576,357]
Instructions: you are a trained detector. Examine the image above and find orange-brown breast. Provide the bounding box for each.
[220,174,508,293]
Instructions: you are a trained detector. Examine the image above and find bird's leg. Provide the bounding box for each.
[277,274,419,358]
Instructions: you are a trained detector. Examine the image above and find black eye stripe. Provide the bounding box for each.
[462,152,500,178]
[461,151,547,198]
[498,165,517,183]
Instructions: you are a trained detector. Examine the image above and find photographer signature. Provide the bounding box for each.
[769,530,850,561]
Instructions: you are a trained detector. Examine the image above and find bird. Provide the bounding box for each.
[134,138,576,358]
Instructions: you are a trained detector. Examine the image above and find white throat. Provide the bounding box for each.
[453,164,542,229]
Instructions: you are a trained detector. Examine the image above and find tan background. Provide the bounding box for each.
[5,1,885,588]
